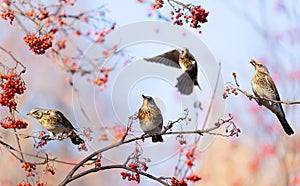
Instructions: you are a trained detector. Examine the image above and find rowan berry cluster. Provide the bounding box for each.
[120,171,140,183]
[186,174,201,182]
[185,150,195,168]
[94,153,101,168]
[0,117,28,129]
[0,70,26,109]
[21,163,36,177]
[46,168,55,175]
[153,0,163,9]
[91,67,111,91]
[23,34,52,55]
[226,127,241,137]
[223,86,238,99]
[223,118,241,137]
[33,131,48,149]
[121,145,150,184]
[170,5,209,33]
[171,178,187,186]
[170,174,201,185]
[1,9,14,24]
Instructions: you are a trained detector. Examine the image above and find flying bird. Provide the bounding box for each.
[27,108,85,144]
[250,59,294,135]
[138,95,164,143]
[144,48,201,95]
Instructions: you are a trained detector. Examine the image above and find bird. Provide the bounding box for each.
[27,108,85,144]
[138,95,164,143]
[250,59,294,135]
[144,48,201,95]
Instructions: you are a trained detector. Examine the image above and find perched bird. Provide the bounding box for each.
[144,48,201,95]
[27,108,84,144]
[250,59,294,135]
[138,95,164,143]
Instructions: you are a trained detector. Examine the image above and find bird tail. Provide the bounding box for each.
[277,115,294,135]
[175,72,194,95]
[195,80,201,91]
[69,131,84,145]
[152,134,163,143]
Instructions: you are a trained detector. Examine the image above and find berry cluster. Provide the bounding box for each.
[188,6,209,28]
[223,86,238,99]
[21,163,36,178]
[128,162,148,171]
[0,117,28,129]
[223,72,240,99]
[47,168,56,175]
[186,174,201,182]
[95,153,101,168]
[170,5,209,34]
[90,67,111,91]
[1,9,14,24]
[22,163,36,172]
[122,162,148,182]
[0,71,26,109]
[120,172,140,183]
[223,118,241,137]
[96,23,116,43]
[226,127,241,137]
[185,150,195,168]
[33,131,48,149]
[153,0,163,9]
[171,178,187,186]
[38,9,49,20]
[24,34,52,55]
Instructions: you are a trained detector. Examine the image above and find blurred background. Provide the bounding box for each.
[0,0,300,185]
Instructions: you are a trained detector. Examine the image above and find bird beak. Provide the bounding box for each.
[250,59,257,67]
[142,95,146,99]
[26,112,30,116]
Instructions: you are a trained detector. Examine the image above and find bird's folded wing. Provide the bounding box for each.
[265,75,281,100]
[144,49,181,69]
[52,110,77,130]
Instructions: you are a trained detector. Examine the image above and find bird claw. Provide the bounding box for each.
[41,135,50,140]
[141,133,147,142]
[57,134,64,141]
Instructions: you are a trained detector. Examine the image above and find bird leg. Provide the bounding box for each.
[141,133,148,142]
[41,134,51,140]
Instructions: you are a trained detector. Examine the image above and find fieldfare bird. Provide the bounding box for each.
[144,48,201,95]
[250,59,294,135]
[138,95,164,143]
[27,108,84,144]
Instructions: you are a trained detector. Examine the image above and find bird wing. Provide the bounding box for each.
[144,49,181,69]
[265,74,281,101]
[51,110,77,131]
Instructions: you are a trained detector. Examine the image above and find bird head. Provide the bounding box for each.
[27,108,44,119]
[180,48,189,58]
[142,95,157,107]
[250,59,269,74]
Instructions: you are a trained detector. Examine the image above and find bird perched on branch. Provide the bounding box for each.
[138,95,164,143]
[27,108,84,144]
[250,59,294,135]
[144,48,201,95]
